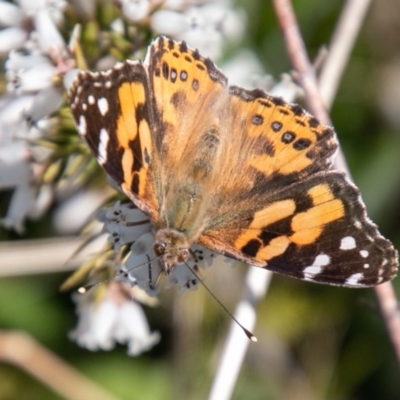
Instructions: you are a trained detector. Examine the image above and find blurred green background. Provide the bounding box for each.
[1,0,400,399]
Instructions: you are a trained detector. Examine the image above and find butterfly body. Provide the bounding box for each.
[68,36,398,287]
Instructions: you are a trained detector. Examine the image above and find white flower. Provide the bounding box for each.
[17,0,67,25]
[99,201,152,250]
[5,50,64,120]
[269,73,302,103]
[151,3,246,60]
[34,8,66,58]
[6,53,58,93]
[119,0,153,23]
[0,27,27,55]
[0,47,64,232]
[70,282,160,356]
[0,0,67,55]
[122,232,161,297]
[0,1,23,26]
[150,10,188,37]
[221,49,267,89]
[0,94,56,232]
[99,201,221,294]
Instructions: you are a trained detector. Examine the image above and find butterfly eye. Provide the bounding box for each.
[154,242,166,256]
[177,249,189,264]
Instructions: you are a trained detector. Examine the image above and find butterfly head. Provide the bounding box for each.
[154,229,190,274]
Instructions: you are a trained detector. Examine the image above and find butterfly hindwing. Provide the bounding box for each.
[198,172,397,287]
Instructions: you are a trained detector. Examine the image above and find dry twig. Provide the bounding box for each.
[0,331,120,400]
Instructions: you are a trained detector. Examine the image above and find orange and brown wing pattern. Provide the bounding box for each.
[68,61,159,219]
[199,172,398,287]
[68,36,398,287]
[144,36,228,178]
[226,86,338,185]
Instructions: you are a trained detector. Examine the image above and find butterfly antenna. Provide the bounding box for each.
[184,262,257,342]
[77,255,161,294]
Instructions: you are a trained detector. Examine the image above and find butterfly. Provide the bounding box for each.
[68,36,398,288]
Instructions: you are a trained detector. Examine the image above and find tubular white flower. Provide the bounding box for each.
[29,86,64,121]
[5,52,63,119]
[120,0,152,23]
[0,1,23,26]
[150,10,188,37]
[0,142,34,233]
[150,3,246,61]
[124,232,160,296]
[0,28,26,55]
[17,0,67,25]
[221,50,266,89]
[98,200,223,294]
[115,301,161,356]
[269,73,302,102]
[34,8,66,58]
[8,62,58,93]
[0,91,60,231]
[167,264,199,293]
[100,202,152,250]
[70,282,160,356]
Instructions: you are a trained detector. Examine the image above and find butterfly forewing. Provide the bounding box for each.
[68,61,160,218]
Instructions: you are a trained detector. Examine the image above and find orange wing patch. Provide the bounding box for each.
[117,81,153,198]
[234,182,345,263]
[146,37,228,172]
[229,89,337,179]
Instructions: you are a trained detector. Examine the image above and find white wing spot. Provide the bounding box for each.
[88,95,95,105]
[303,254,331,279]
[98,97,109,116]
[345,273,365,286]
[82,103,87,111]
[340,236,356,250]
[105,81,112,88]
[98,128,109,165]
[363,264,370,269]
[360,250,369,258]
[78,115,87,136]
[354,220,362,229]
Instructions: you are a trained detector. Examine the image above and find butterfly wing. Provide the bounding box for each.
[191,84,397,287]
[68,36,398,287]
[198,171,398,287]
[141,37,397,286]
[68,61,160,219]
[143,36,230,196]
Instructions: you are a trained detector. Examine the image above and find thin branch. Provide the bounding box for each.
[273,0,331,125]
[0,236,105,276]
[0,331,120,400]
[273,0,400,366]
[318,0,372,110]
[374,283,400,367]
[208,267,272,400]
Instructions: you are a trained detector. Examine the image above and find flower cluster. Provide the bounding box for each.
[0,0,69,232]
[102,202,216,296]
